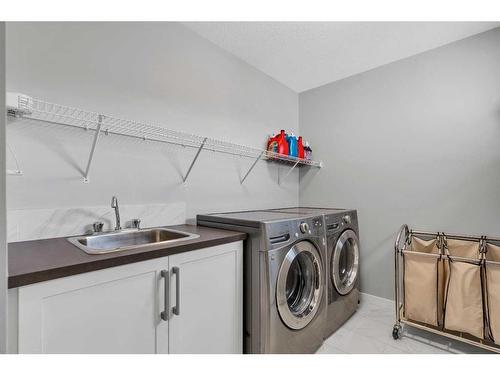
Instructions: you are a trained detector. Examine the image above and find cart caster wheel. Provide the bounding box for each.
[392,325,402,340]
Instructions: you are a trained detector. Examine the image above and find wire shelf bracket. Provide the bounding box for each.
[278,159,300,185]
[6,142,23,177]
[240,150,265,184]
[182,137,207,183]
[82,114,104,183]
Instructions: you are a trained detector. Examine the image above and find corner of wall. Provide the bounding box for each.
[0,21,8,354]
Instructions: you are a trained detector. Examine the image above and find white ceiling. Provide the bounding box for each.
[184,22,500,92]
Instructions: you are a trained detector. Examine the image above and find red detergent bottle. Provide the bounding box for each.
[267,134,278,153]
[277,130,289,155]
[298,136,305,159]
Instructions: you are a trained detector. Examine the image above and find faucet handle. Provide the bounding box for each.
[93,221,104,233]
[132,219,141,230]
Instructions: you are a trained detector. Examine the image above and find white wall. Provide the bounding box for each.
[0,22,7,353]
[299,27,500,299]
[6,22,299,240]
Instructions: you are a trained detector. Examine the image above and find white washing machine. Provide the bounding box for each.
[269,207,360,338]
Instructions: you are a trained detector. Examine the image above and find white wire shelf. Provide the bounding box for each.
[7,93,323,183]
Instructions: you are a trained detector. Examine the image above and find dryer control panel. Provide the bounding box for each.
[324,210,358,234]
[265,216,324,249]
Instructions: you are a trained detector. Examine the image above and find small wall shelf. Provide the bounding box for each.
[6,93,322,183]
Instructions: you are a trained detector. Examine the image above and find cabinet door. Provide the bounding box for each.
[168,241,243,354]
[18,258,169,354]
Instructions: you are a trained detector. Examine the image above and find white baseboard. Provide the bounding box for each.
[360,292,394,305]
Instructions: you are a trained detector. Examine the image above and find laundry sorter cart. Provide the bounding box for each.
[393,224,500,353]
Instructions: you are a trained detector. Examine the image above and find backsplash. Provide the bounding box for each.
[7,202,186,242]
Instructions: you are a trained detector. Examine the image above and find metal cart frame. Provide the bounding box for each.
[393,224,500,353]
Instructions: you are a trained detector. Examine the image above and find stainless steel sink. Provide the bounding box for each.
[68,228,200,254]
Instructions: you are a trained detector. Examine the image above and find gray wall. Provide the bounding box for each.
[0,22,7,353]
[299,28,500,299]
[6,22,299,233]
[7,22,500,301]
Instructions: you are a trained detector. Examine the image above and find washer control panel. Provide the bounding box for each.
[299,222,309,234]
[304,216,323,237]
[313,217,322,228]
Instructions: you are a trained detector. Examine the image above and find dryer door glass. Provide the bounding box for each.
[276,241,323,330]
[332,229,360,295]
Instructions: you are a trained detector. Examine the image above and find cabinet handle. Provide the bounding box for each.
[160,269,169,321]
[172,266,180,316]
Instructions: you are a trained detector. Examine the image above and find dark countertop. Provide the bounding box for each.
[8,224,246,289]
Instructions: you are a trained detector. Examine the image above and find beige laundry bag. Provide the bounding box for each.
[485,243,500,343]
[403,236,443,326]
[443,239,484,339]
[446,239,481,259]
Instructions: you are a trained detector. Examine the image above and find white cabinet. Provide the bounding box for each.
[168,244,242,353]
[13,241,242,354]
[18,259,165,354]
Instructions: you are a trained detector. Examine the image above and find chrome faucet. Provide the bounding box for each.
[111,196,121,231]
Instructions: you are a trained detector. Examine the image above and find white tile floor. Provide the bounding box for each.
[316,293,491,354]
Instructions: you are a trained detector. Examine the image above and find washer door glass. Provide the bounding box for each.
[276,241,323,330]
[332,229,359,295]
